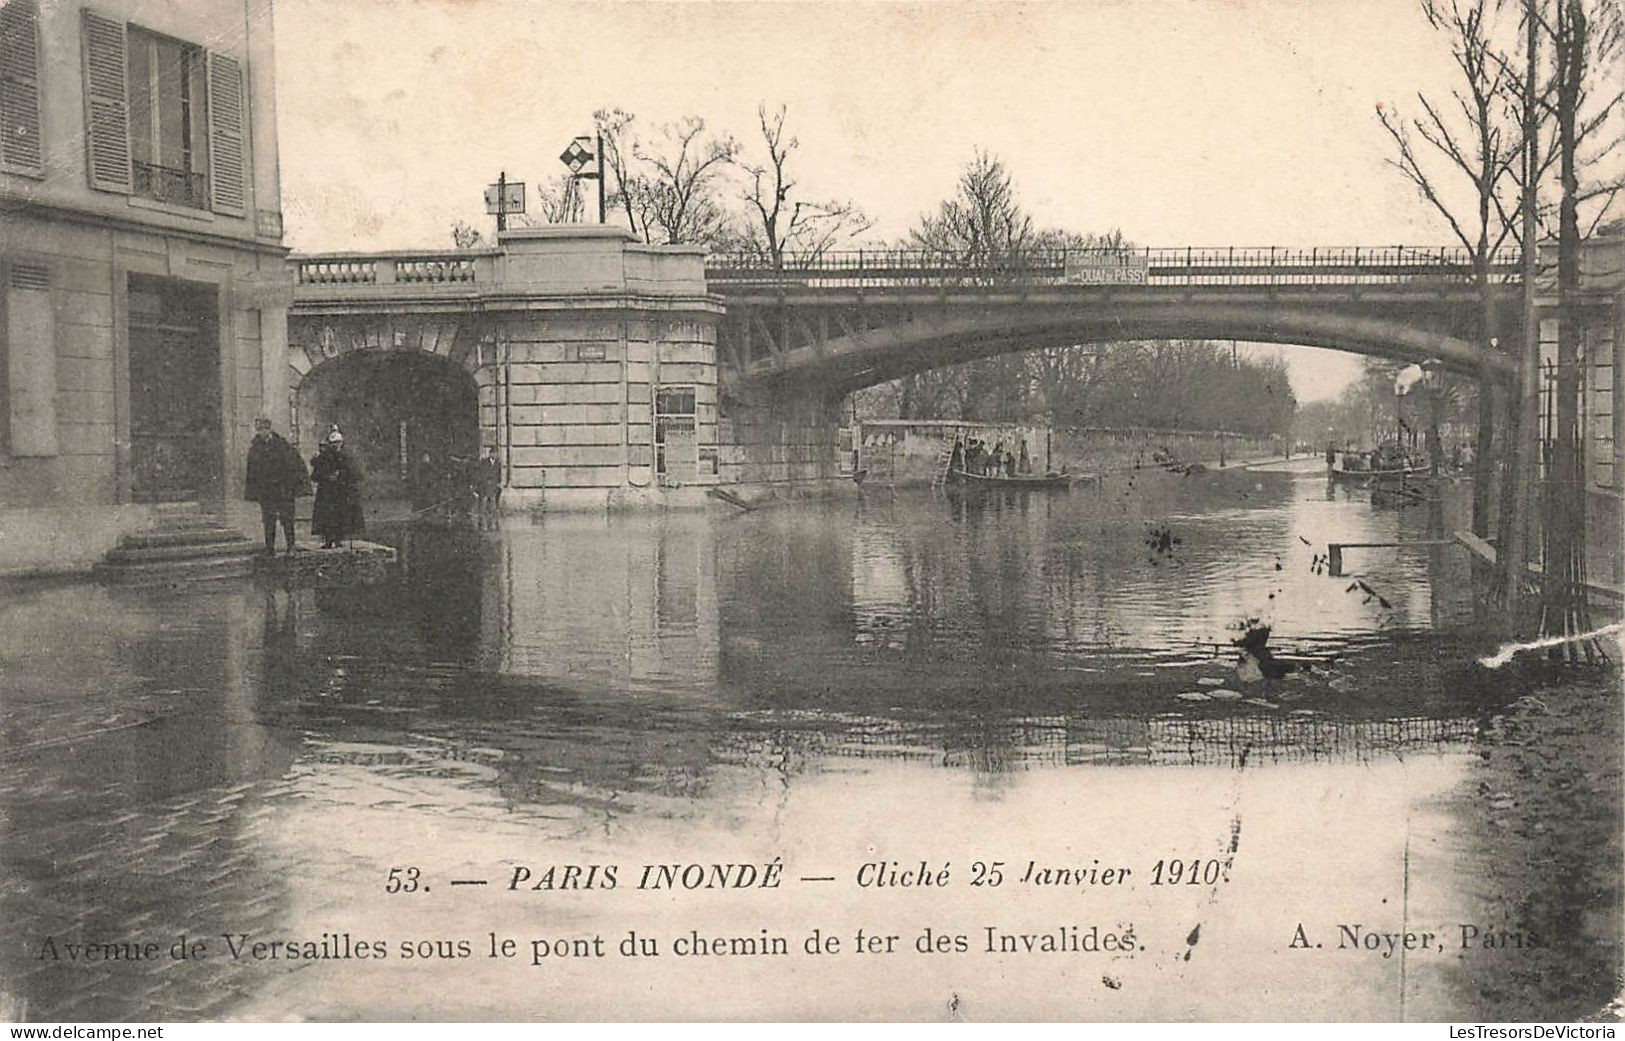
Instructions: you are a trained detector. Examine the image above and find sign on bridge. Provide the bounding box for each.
[1065,252,1149,285]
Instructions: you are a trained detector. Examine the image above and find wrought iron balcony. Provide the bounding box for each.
[132,160,208,210]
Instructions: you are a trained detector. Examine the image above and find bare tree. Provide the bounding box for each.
[1539,0,1623,654]
[1376,0,1524,539]
[450,221,484,250]
[908,149,1035,273]
[594,107,647,240]
[733,103,872,268]
[515,173,586,226]
[635,116,740,246]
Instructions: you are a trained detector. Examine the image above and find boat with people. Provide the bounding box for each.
[1327,441,1425,485]
[947,468,1074,489]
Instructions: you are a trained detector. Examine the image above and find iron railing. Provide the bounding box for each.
[132,160,208,210]
[291,246,1525,292]
[704,246,1524,289]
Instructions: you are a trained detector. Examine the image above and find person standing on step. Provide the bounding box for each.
[310,427,365,549]
[245,417,308,556]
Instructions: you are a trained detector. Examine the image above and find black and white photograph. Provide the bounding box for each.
[0,0,1621,1024]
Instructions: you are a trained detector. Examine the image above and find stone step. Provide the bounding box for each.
[119,528,258,550]
[150,501,207,519]
[93,554,258,584]
[104,539,259,564]
[151,515,224,529]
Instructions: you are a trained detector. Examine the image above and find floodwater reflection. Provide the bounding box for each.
[0,467,1610,1020]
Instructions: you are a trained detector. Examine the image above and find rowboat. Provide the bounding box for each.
[947,469,1074,490]
[1327,464,1423,485]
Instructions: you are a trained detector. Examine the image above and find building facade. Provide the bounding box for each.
[0,0,287,575]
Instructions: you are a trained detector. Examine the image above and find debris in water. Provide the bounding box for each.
[1231,619,1293,680]
[1345,579,1393,610]
[1196,677,1225,687]
[1206,688,1244,701]
[1144,523,1181,561]
[1176,690,1212,702]
[1243,697,1281,710]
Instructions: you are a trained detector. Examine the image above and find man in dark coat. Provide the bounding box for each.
[245,418,308,555]
[310,428,365,548]
[475,445,503,529]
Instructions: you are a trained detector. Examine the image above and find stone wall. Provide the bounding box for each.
[0,214,288,575]
[482,314,721,500]
[719,388,844,487]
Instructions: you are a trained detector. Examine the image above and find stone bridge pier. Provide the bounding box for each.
[719,382,847,489]
[288,227,849,510]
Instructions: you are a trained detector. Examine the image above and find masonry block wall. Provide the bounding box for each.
[482,313,722,497]
[719,388,844,485]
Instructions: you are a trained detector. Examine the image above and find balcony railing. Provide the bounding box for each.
[132,160,208,210]
[294,252,489,286]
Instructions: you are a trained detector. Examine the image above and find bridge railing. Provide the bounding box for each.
[293,251,496,287]
[289,246,1523,293]
[703,246,1522,289]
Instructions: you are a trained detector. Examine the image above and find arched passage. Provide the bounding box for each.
[294,351,480,502]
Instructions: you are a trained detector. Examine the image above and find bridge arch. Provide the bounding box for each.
[724,298,1510,396]
[293,346,482,503]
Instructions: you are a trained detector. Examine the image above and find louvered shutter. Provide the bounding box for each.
[80,9,131,193]
[0,0,43,176]
[5,261,59,458]
[206,52,245,215]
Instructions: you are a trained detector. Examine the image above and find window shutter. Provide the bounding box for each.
[206,51,246,215]
[0,0,43,176]
[80,9,131,193]
[6,262,59,458]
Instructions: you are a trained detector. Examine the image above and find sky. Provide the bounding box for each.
[268,0,1496,402]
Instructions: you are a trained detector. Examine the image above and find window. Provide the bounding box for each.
[654,385,697,477]
[0,0,43,177]
[656,386,695,417]
[1,260,59,458]
[126,27,208,208]
[80,10,247,214]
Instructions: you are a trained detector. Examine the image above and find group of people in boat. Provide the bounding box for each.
[1327,441,1414,474]
[951,437,1033,478]
[1327,438,1473,475]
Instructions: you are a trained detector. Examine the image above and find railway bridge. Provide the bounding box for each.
[286,226,1616,509]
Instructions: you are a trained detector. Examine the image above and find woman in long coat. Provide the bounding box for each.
[310,429,365,548]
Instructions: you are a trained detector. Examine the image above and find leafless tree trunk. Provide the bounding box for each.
[735,104,871,269]
[634,116,739,246]
[594,107,646,241]
[1377,0,1522,540]
[1543,0,1592,653]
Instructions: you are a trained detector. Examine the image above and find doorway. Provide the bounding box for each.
[126,275,221,503]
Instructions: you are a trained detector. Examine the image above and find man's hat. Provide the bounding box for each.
[327,426,344,444]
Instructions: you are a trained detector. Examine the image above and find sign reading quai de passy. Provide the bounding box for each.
[1064,252,1149,285]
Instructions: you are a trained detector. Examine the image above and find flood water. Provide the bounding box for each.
[0,462,1608,1020]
